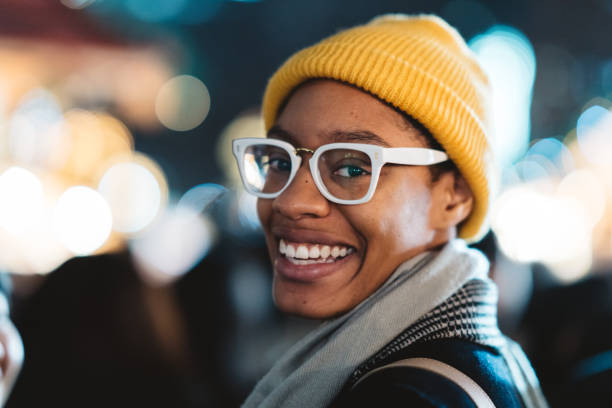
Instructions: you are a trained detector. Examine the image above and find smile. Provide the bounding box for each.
[279,239,355,265]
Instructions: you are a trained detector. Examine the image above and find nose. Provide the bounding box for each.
[272,160,330,220]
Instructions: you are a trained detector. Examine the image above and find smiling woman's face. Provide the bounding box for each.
[257,79,458,319]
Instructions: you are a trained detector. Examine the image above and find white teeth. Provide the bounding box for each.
[278,239,352,261]
[320,245,331,258]
[309,246,320,258]
[296,245,309,259]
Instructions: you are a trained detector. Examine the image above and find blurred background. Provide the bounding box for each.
[0,0,612,406]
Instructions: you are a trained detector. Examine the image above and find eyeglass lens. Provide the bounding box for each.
[318,148,372,200]
[243,144,292,194]
[242,143,373,201]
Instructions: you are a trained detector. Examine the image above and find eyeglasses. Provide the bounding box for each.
[232,138,448,205]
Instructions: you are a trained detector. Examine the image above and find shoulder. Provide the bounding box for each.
[334,339,524,408]
[335,358,476,407]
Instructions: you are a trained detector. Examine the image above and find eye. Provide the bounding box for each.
[264,157,291,172]
[334,165,370,178]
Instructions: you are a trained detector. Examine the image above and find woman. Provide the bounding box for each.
[233,14,547,407]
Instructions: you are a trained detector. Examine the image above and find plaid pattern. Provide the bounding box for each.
[347,278,504,387]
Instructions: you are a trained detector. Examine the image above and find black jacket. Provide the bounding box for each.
[334,338,525,407]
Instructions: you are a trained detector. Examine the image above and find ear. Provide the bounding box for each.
[429,172,474,230]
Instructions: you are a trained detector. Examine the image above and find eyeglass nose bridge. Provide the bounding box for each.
[295,147,314,156]
[289,147,314,183]
[290,147,315,183]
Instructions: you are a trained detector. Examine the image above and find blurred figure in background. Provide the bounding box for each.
[518,264,612,407]
[6,250,232,408]
[0,274,22,407]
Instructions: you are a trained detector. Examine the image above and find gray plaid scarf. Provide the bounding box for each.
[242,239,491,408]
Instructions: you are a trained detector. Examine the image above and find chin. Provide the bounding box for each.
[272,279,358,320]
[273,287,327,319]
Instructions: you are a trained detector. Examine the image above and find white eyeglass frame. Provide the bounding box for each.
[232,137,448,205]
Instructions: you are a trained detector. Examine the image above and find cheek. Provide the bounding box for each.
[352,175,434,253]
[390,191,433,247]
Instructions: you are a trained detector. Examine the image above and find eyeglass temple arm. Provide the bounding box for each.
[383,147,448,166]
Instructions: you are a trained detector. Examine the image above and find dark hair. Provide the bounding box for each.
[395,110,459,182]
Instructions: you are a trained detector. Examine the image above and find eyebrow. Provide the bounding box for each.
[327,130,391,147]
[267,125,391,147]
[267,125,294,143]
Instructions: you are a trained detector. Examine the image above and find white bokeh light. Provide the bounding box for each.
[155,75,211,131]
[0,167,45,234]
[557,169,607,227]
[8,89,70,169]
[0,176,72,274]
[98,162,162,233]
[0,215,72,275]
[492,184,592,281]
[53,186,113,255]
[237,191,261,231]
[130,205,214,285]
[178,183,227,213]
[470,26,536,169]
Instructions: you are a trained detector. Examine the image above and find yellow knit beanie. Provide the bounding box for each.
[262,14,496,243]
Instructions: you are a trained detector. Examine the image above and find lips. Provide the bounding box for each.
[273,229,358,282]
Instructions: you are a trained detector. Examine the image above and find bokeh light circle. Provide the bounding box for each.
[526,138,574,176]
[237,191,261,231]
[155,75,211,131]
[0,167,44,234]
[53,186,113,255]
[469,25,536,169]
[96,152,169,233]
[492,183,593,282]
[130,206,215,285]
[8,89,69,169]
[576,105,612,166]
[178,183,227,214]
[557,169,607,227]
[514,158,552,183]
[61,110,134,183]
[98,162,162,233]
